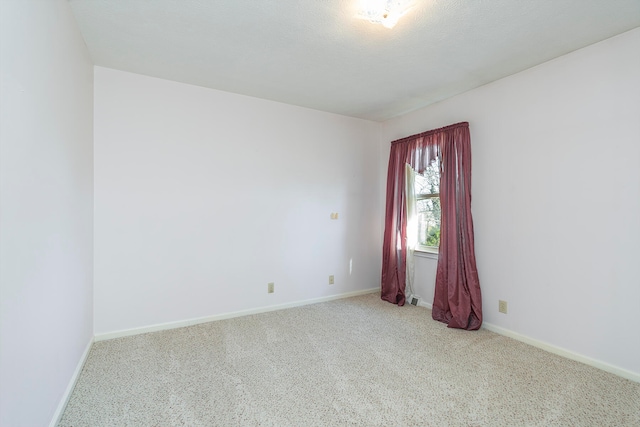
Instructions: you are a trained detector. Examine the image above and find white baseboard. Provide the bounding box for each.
[49,337,93,427]
[407,294,432,309]
[95,287,380,342]
[482,322,640,383]
[417,300,433,309]
[408,301,638,382]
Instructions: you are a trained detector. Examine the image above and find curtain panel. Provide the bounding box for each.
[380,122,483,330]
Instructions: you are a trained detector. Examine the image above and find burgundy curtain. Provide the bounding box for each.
[380,125,440,305]
[380,122,482,330]
[431,124,482,330]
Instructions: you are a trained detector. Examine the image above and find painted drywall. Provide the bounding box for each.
[0,1,94,426]
[409,254,438,305]
[381,28,640,376]
[93,67,382,335]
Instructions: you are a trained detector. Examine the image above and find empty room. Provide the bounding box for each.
[1,0,639,426]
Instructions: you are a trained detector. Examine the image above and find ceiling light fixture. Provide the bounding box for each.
[357,0,417,29]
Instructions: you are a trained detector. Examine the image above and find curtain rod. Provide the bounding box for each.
[390,122,469,146]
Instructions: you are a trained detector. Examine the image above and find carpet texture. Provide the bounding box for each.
[59,294,640,426]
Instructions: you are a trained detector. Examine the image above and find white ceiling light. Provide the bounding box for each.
[357,0,417,29]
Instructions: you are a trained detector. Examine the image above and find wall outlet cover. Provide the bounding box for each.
[499,300,508,314]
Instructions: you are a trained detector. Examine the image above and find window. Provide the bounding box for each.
[414,158,440,252]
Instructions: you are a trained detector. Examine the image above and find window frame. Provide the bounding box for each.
[414,170,440,255]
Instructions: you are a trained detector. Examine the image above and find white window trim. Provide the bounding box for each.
[415,246,439,259]
[416,193,439,200]
[415,192,440,256]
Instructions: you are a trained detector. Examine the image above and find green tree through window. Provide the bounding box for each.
[415,159,440,251]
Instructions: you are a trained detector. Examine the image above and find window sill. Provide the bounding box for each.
[414,249,439,260]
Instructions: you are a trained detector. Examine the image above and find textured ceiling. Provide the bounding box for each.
[68,0,640,121]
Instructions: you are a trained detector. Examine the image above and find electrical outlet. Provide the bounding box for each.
[268,282,274,294]
[499,300,508,314]
[329,275,334,285]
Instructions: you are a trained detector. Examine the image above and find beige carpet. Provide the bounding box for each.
[59,293,640,426]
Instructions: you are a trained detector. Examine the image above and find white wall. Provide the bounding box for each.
[382,28,640,377]
[0,1,94,426]
[94,67,382,335]
[410,254,438,305]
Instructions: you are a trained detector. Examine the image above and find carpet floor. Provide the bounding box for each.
[59,293,640,426]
